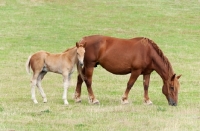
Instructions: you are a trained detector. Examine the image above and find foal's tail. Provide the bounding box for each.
[25,55,32,74]
[77,62,85,81]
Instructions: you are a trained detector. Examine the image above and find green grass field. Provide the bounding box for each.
[0,0,200,130]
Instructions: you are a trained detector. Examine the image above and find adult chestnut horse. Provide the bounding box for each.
[74,35,181,106]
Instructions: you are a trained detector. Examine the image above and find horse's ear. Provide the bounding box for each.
[171,74,176,81]
[177,74,182,79]
[76,42,79,47]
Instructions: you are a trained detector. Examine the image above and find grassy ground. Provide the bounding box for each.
[0,0,200,130]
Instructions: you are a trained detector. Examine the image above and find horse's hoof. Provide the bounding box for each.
[121,99,129,105]
[64,100,69,105]
[92,99,100,104]
[144,100,153,105]
[88,98,100,105]
[64,103,69,106]
[43,98,47,103]
[75,98,82,103]
[33,99,38,104]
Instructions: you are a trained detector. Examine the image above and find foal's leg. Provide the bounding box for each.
[84,67,99,104]
[121,70,141,104]
[31,72,40,104]
[143,74,153,105]
[36,71,47,103]
[62,73,70,105]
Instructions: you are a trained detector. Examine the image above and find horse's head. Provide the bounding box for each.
[163,74,181,106]
[76,42,86,66]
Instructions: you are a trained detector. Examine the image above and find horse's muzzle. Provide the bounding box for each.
[169,98,177,106]
[79,62,84,66]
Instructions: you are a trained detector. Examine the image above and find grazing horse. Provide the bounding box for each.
[74,35,181,106]
[26,42,85,105]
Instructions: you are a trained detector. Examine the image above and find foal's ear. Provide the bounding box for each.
[171,74,176,81]
[177,74,182,79]
[76,42,79,47]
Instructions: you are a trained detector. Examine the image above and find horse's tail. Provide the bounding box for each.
[77,62,85,81]
[25,55,32,74]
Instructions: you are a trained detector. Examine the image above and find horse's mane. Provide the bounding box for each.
[63,46,76,53]
[144,38,174,77]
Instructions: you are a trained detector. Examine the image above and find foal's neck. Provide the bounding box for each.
[65,47,78,66]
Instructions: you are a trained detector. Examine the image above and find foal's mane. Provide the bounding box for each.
[144,38,174,77]
[63,46,76,53]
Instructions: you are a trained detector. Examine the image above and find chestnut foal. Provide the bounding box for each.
[26,42,85,105]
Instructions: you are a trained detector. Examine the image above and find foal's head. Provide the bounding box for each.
[163,74,181,106]
[76,42,86,66]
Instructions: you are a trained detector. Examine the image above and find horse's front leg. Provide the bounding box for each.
[74,74,83,103]
[143,74,153,105]
[74,66,85,103]
[121,70,141,104]
[37,72,47,103]
[84,67,99,104]
[63,73,70,105]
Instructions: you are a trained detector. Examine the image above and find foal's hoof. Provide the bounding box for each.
[33,100,38,104]
[64,100,69,105]
[43,98,47,103]
[121,99,129,105]
[144,100,153,105]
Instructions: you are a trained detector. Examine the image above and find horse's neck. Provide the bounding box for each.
[64,47,78,66]
[153,54,174,82]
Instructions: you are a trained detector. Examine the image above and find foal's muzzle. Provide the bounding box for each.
[79,61,84,66]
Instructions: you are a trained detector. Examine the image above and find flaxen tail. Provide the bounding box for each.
[25,55,32,74]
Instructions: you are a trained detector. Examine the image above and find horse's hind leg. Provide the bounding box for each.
[121,70,141,104]
[143,74,153,105]
[31,72,40,104]
[37,71,47,103]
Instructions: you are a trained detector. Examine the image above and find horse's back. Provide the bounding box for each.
[31,51,49,61]
[83,35,152,74]
[84,35,146,51]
